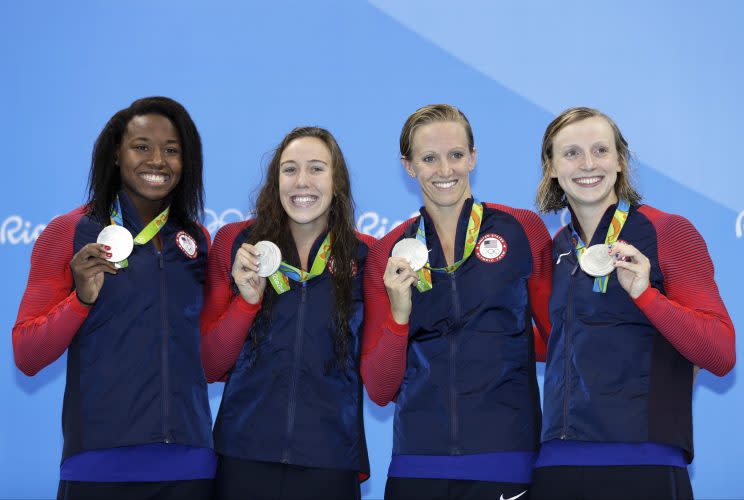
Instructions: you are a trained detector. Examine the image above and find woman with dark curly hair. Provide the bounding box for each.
[13,96,215,499]
[200,126,373,500]
[530,107,735,500]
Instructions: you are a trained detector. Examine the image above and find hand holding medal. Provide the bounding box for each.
[232,241,278,305]
[70,243,119,306]
[96,225,135,268]
[384,238,425,325]
[609,241,651,299]
[391,238,429,273]
[578,244,616,277]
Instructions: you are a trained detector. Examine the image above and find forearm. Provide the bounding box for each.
[200,295,260,382]
[361,313,408,405]
[635,286,735,376]
[13,292,90,376]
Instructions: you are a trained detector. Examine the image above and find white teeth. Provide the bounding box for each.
[142,173,167,185]
[433,180,457,189]
[575,176,602,185]
[291,195,318,205]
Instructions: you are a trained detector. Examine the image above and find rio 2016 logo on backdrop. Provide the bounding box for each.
[1,208,416,246]
[1,215,47,245]
[356,210,419,238]
[7,209,744,245]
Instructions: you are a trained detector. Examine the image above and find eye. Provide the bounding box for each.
[563,148,581,160]
[165,147,180,155]
[594,145,610,157]
[309,162,327,173]
[133,144,149,152]
[281,165,296,175]
[422,154,436,164]
[450,151,465,160]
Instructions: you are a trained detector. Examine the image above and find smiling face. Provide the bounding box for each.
[278,136,334,231]
[403,120,476,212]
[117,114,182,215]
[550,116,621,211]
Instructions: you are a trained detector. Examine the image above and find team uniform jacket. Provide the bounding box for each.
[362,198,552,467]
[12,192,214,466]
[540,203,735,463]
[200,221,374,476]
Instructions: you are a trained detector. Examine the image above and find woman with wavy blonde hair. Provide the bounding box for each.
[531,107,735,500]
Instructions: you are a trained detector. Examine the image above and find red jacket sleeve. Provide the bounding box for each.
[12,209,91,376]
[634,206,735,376]
[487,204,553,361]
[360,220,414,406]
[200,221,262,383]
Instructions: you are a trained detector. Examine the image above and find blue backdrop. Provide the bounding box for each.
[2,2,742,499]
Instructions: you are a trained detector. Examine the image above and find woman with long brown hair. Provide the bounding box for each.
[200,126,373,499]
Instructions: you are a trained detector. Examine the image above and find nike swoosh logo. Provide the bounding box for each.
[500,491,527,500]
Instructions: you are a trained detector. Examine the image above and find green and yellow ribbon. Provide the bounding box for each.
[267,233,332,294]
[110,195,169,268]
[414,201,483,292]
[572,199,630,293]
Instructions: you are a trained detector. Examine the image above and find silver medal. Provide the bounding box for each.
[254,240,282,278]
[579,244,615,277]
[391,238,429,272]
[96,225,134,264]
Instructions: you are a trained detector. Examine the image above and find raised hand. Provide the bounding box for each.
[384,256,419,325]
[611,241,651,299]
[70,243,118,305]
[232,243,267,305]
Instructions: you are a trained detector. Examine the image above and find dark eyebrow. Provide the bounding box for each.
[129,137,180,143]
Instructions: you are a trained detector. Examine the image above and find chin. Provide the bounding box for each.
[287,209,328,226]
[428,191,468,208]
[570,192,615,208]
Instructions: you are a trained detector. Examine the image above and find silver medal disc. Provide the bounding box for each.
[579,244,615,277]
[254,240,282,278]
[96,225,134,263]
[391,238,429,272]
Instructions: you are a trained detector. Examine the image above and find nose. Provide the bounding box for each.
[439,158,455,177]
[149,148,166,167]
[581,152,594,170]
[296,167,309,187]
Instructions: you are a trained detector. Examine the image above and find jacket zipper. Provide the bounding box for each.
[449,273,461,455]
[283,281,307,463]
[159,251,172,443]
[561,260,578,439]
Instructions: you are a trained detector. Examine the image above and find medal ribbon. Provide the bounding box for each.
[414,201,483,292]
[267,233,332,295]
[109,195,170,268]
[572,199,630,293]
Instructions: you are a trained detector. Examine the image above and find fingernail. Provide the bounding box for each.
[106,252,112,257]
[104,245,111,251]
